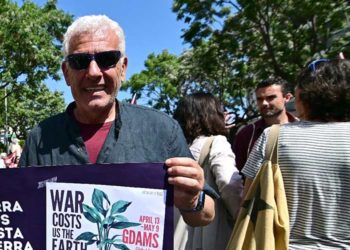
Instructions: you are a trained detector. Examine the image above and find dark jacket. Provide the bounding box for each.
[19,101,192,167]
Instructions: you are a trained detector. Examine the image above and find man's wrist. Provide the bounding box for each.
[179,191,205,212]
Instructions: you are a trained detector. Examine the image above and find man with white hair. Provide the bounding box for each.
[19,15,215,226]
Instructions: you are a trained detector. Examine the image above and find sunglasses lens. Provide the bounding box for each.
[95,51,121,69]
[307,59,330,72]
[67,53,91,70]
[66,51,121,70]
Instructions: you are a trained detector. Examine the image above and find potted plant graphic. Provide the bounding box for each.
[76,188,141,250]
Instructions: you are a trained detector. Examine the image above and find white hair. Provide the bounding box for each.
[63,15,126,57]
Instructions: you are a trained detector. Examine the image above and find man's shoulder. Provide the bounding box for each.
[120,102,164,114]
[39,112,67,125]
[31,112,67,133]
[236,118,264,136]
[120,102,177,125]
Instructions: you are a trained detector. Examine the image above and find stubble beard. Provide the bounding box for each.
[261,108,283,119]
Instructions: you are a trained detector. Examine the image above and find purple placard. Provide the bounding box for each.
[0,163,173,250]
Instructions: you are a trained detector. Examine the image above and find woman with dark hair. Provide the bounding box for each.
[242,59,350,249]
[173,92,242,250]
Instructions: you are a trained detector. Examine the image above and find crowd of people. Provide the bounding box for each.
[241,59,350,249]
[2,14,349,249]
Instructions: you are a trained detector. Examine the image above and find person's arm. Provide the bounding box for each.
[165,157,215,227]
[209,136,242,219]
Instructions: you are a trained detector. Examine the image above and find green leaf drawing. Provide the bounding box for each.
[82,204,102,223]
[75,232,97,245]
[86,239,98,246]
[115,215,129,222]
[92,189,110,217]
[77,192,142,250]
[97,240,106,248]
[110,200,132,216]
[110,221,141,229]
[102,214,130,229]
[102,238,119,244]
[113,243,130,250]
[111,234,122,241]
[102,215,115,229]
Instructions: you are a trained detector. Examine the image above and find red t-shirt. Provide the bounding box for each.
[79,121,113,164]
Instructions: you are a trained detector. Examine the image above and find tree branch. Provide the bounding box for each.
[255,6,288,79]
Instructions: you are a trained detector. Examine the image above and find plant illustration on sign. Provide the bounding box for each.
[76,188,141,250]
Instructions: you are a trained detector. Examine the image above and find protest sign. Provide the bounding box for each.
[0,163,173,250]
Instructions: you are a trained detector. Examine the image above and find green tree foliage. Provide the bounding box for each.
[172,0,350,124]
[122,46,251,116]
[0,0,72,140]
[0,83,65,140]
[177,41,254,120]
[121,50,181,113]
[124,0,350,128]
[0,0,72,91]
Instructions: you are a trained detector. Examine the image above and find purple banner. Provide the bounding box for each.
[0,163,173,250]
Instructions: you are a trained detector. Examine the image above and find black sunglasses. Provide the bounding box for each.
[66,50,122,70]
[307,58,330,72]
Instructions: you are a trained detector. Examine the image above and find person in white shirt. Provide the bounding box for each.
[173,92,242,250]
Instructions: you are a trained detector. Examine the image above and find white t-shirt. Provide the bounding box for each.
[190,135,242,217]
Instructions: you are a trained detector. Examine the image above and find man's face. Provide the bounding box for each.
[62,30,127,119]
[255,84,290,118]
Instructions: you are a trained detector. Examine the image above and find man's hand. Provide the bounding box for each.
[165,157,204,210]
[165,157,214,226]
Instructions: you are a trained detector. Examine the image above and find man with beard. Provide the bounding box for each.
[232,77,298,171]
